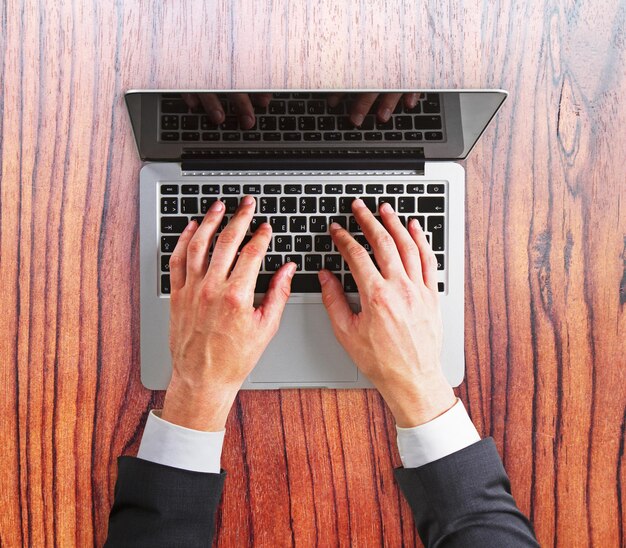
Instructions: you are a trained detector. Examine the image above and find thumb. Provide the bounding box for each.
[258,262,297,327]
[318,269,353,333]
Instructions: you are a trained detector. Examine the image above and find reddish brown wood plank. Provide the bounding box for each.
[0,1,624,547]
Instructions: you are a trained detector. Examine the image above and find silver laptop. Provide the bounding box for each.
[125,89,507,390]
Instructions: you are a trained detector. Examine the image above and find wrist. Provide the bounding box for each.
[162,374,240,431]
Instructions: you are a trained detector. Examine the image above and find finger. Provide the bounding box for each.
[185,200,226,279]
[319,269,354,334]
[326,93,345,107]
[403,92,420,109]
[349,92,379,126]
[256,262,297,327]
[408,219,438,291]
[207,196,256,279]
[181,93,200,111]
[230,93,256,129]
[351,198,405,278]
[228,223,273,302]
[379,202,423,280]
[376,92,403,121]
[329,221,380,290]
[169,220,199,291]
[251,92,273,107]
[197,93,225,124]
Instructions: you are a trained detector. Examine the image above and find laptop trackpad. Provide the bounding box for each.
[250,302,359,384]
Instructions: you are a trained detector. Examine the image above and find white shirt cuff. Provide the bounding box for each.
[396,399,480,469]
[137,410,225,474]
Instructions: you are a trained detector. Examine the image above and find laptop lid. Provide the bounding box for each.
[124,89,507,170]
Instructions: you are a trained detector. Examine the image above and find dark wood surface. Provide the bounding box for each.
[1,1,624,546]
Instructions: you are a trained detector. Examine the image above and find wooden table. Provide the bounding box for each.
[1,1,624,546]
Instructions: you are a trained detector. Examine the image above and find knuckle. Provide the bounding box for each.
[240,242,262,257]
[217,230,238,246]
[368,281,390,308]
[169,254,185,269]
[224,283,247,307]
[348,243,369,260]
[187,239,206,255]
[373,232,394,250]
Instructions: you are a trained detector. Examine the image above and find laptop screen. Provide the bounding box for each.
[125,90,506,162]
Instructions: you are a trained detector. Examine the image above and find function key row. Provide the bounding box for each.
[161,183,445,195]
[161,130,443,142]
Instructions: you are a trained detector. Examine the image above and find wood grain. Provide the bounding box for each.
[1,1,624,546]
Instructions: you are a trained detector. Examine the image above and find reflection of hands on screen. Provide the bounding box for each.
[326,92,422,126]
[181,93,273,129]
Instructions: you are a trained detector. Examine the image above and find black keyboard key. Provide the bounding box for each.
[299,197,317,213]
[160,198,178,214]
[304,184,322,194]
[222,197,239,214]
[161,255,171,272]
[346,184,363,194]
[324,184,343,194]
[243,132,261,141]
[427,184,445,194]
[250,216,267,232]
[337,117,354,130]
[419,197,445,213]
[260,197,277,214]
[270,216,288,233]
[348,216,361,232]
[394,116,413,130]
[314,235,333,252]
[317,117,335,131]
[254,274,273,292]
[361,197,377,212]
[284,254,303,271]
[319,197,337,213]
[344,274,358,293]
[181,198,198,214]
[161,274,171,294]
[405,102,421,114]
[202,184,220,194]
[304,132,322,141]
[397,196,416,213]
[263,132,281,141]
[435,254,445,270]
[366,184,383,194]
[181,115,199,130]
[329,215,347,229]
[359,116,375,130]
[161,216,188,233]
[355,234,372,252]
[407,184,425,194]
[307,100,325,114]
[376,118,393,130]
[438,282,445,293]
[278,116,297,131]
[259,117,277,131]
[243,184,261,194]
[384,131,402,140]
[427,216,445,251]
[339,197,355,214]
[298,116,316,130]
[263,184,281,194]
[202,132,220,141]
[305,254,322,271]
[279,197,298,213]
[182,132,200,141]
[294,235,313,252]
[284,132,301,141]
[284,184,302,194]
[264,255,283,272]
[291,274,322,293]
[200,115,217,130]
[386,184,404,194]
[405,131,423,141]
[191,216,204,225]
[161,132,179,141]
[268,101,286,114]
[309,217,328,233]
[161,184,179,195]
[327,102,345,114]
[425,131,443,140]
[274,235,292,252]
[182,185,199,195]
[345,132,363,141]
[378,197,395,210]
[223,184,241,194]
[223,132,241,141]
[161,99,187,113]
[222,117,238,130]
[161,236,179,253]
[423,94,440,113]
[324,254,342,271]
[218,215,230,231]
[323,132,342,141]
[364,132,383,140]
[288,101,306,114]
[414,116,442,130]
[161,115,179,130]
[290,216,308,232]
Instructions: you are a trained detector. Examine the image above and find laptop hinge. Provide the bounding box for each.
[180,149,425,174]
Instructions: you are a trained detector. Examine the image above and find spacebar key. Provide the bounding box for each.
[255,273,321,293]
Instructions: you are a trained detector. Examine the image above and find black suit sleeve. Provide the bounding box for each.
[105,457,225,548]
[394,438,539,547]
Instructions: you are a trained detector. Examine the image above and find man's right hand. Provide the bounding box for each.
[318,199,456,428]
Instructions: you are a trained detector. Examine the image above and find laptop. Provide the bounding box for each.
[125,89,507,390]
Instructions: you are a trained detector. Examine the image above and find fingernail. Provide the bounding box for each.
[410,218,422,230]
[329,222,342,232]
[380,202,393,213]
[318,270,330,284]
[186,220,197,231]
[380,108,391,121]
[242,115,255,128]
[211,109,224,123]
[352,113,364,126]
[352,198,365,209]
[288,262,297,276]
[242,195,255,206]
[210,200,224,211]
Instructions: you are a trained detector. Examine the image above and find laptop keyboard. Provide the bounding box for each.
[158,180,446,295]
[159,92,444,143]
